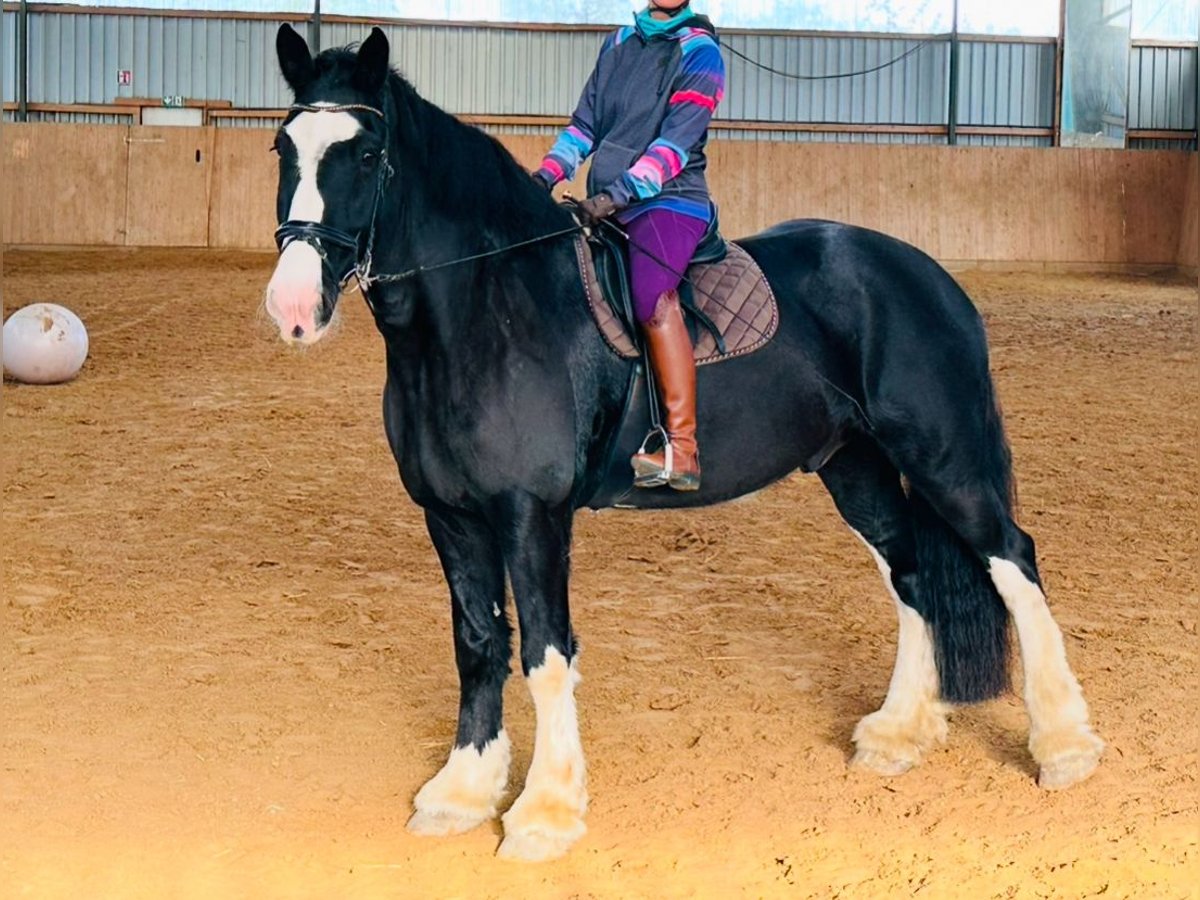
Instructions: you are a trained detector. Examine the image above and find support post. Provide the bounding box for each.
[311,0,322,55]
[1053,0,1066,146]
[17,0,29,122]
[947,0,959,146]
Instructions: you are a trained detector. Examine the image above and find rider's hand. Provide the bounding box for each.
[577,193,617,226]
[531,170,555,193]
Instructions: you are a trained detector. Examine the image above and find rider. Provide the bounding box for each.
[532,1,725,492]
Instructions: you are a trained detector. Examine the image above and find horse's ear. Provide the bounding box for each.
[354,27,391,94]
[276,23,315,93]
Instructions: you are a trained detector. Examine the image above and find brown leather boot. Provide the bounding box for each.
[631,291,701,491]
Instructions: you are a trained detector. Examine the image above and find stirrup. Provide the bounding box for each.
[631,426,671,489]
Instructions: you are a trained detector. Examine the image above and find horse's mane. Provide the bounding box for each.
[313,47,573,239]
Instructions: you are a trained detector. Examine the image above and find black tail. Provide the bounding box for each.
[911,390,1014,704]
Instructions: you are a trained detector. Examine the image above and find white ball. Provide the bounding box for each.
[2,303,90,385]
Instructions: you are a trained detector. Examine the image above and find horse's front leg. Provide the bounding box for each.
[407,507,513,836]
[493,494,587,862]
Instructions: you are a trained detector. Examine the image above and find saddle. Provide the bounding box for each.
[574,216,779,366]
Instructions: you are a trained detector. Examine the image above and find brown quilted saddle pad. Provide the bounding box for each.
[574,236,779,366]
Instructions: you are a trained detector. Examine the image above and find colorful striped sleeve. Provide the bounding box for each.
[535,30,622,187]
[605,29,725,207]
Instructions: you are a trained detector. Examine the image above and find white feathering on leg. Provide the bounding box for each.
[849,529,947,775]
[498,648,588,861]
[408,730,512,836]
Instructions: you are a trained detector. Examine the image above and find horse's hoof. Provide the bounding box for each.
[497,794,586,862]
[1031,726,1104,790]
[851,747,916,776]
[850,707,945,776]
[1038,750,1102,790]
[496,827,580,862]
[406,809,489,837]
[1037,736,1104,790]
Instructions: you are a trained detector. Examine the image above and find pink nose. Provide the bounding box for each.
[266,286,322,343]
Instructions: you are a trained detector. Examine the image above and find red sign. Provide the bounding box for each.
[117,70,132,86]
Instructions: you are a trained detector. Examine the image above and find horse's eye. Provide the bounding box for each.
[361,151,378,165]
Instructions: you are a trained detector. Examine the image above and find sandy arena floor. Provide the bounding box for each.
[1,249,1196,899]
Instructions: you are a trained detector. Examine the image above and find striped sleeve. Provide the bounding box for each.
[535,29,623,187]
[538,125,594,185]
[605,29,725,207]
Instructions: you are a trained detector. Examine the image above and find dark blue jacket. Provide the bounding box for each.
[536,15,725,222]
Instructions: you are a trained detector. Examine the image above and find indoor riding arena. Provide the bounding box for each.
[2,2,1196,897]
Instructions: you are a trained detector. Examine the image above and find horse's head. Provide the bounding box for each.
[266,24,393,345]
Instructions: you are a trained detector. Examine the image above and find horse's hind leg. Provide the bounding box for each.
[912,479,1104,789]
[407,508,513,837]
[985,527,1104,788]
[818,438,947,775]
[492,493,587,862]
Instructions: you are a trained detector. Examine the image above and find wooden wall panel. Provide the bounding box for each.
[701,144,1191,265]
[3,123,1193,269]
[124,126,214,247]
[209,127,278,250]
[1,124,128,246]
[1179,153,1198,270]
[499,134,590,200]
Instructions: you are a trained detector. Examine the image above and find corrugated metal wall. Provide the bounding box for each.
[321,20,598,117]
[2,8,1195,149]
[7,11,296,107]
[720,34,948,124]
[1129,44,1197,150]
[1129,45,1197,130]
[958,41,1057,126]
[2,7,14,103]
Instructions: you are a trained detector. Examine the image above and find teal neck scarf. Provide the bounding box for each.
[634,6,692,40]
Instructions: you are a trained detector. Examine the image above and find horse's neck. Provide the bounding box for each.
[382,85,571,281]
[373,221,578,360]
[373,90,582,366]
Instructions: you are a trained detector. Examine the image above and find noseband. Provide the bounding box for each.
[273,102,393,294]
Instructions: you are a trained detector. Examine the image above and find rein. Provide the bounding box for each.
[274,102,583,295]
[363,225,583,286]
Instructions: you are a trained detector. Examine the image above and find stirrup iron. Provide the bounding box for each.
[632,426,672,488]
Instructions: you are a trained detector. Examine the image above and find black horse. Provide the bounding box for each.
[265,26,1103,861]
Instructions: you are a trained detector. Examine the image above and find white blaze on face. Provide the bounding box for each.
[265,107,362,345]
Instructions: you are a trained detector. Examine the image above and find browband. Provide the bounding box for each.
[288,102,385,118]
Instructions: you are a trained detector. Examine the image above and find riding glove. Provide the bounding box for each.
[577,193,618,226]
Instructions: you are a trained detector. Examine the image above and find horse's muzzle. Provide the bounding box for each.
[266,292,328,345]
[266,242,332,345]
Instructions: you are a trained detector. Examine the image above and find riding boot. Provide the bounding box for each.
[631,291,701,491]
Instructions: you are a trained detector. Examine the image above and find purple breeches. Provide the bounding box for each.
[625,210,708,324]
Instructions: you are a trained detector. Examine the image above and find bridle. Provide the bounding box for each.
[273,100,584,295]
[273,102,394,294]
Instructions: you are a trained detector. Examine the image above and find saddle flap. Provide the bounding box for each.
[576,236,639,359]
